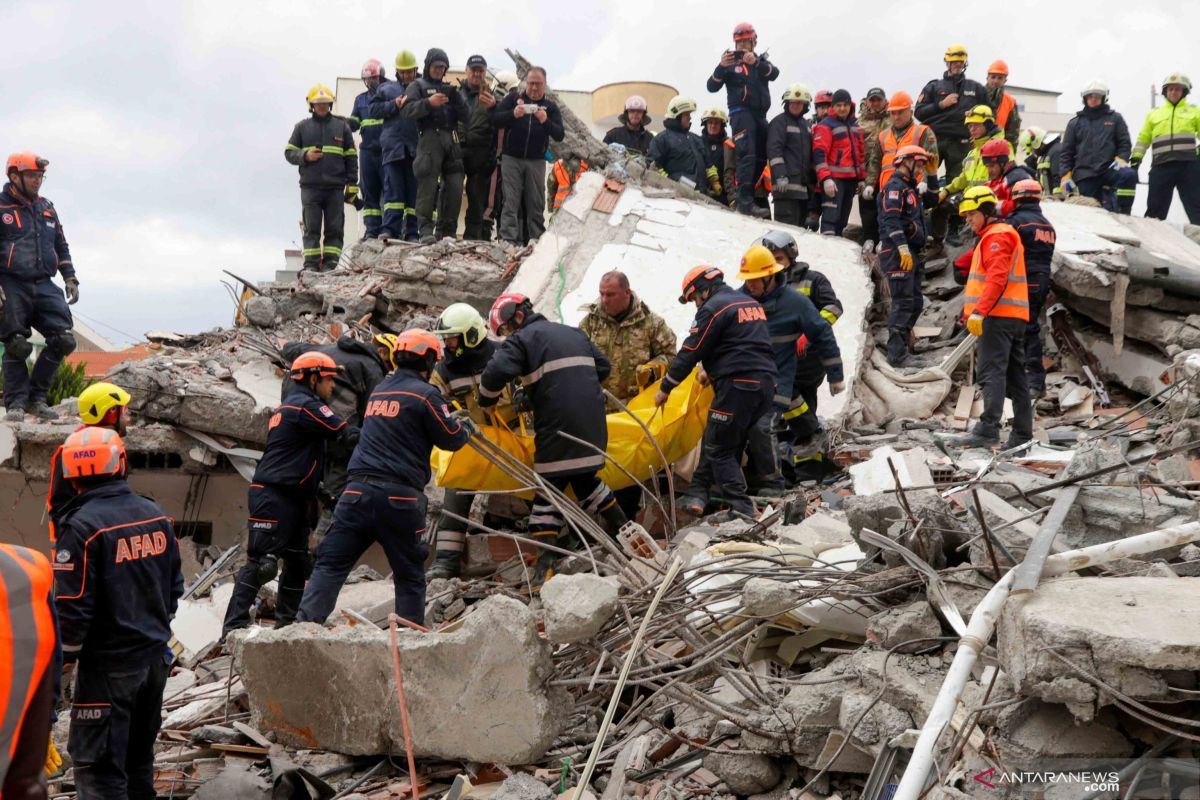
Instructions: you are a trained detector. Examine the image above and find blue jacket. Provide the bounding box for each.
[748,281,842,406]
[53,480,183,669]
[348,367,469,488]
[663,284,776,393]
[1007,201,1056,275]
[254,385,351,494]
[1060,103,1131,181]
[369,79,420,163]
[706,56,779,116]
[0,184,75,282]
[350,79,389,153]
[878,172,928,262]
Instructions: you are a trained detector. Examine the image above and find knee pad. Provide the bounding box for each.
[44,332,77,359]
[250,555,279,584]
[4,335,32,362]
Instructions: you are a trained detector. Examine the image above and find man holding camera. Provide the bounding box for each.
[494,66,564,246]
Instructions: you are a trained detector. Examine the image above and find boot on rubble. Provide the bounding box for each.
[886,331,910,368]
[599,502,629,538]
[426,550,463,580]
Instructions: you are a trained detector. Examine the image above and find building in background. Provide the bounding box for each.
[1007,85,1072,136]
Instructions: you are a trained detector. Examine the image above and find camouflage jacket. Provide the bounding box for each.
[858,101,889,172]
[578,295,677,405]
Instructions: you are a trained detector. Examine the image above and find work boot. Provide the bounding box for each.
[678,494,707,516]
[29,401,57,421]
[426,550,463,580]
[4,406,24,423]
[886,332,909,368]
[599,503,629,539]
[923,238,945,260]
[940,430,1001,449]
[1002,435,1033,452]
[419,235,437,245]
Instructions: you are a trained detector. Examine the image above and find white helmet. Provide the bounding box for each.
[1162,72,1192,97]
[625,95,648,112]
[1019,125,1047,156]
[492,70,520,95]
[1080,80,1109,102]
[665,95,697,120]
[782,83,813,104]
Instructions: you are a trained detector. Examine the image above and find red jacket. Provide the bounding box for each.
[812,115,865,182]
[986,164,1034,218]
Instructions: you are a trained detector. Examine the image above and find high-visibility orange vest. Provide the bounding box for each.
[963,222,1030,321]
[878,122,930,189]
[0,544,55,787]
[995,93,1016,132]
[552,159,588,209]
[756,164,773,194]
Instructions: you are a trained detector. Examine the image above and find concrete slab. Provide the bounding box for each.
[231,360,283,415]
[1042,202,1139,250]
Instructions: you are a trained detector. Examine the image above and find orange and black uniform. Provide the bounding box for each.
[664,283,776,516]
[0,544,56,800]
[54,478,182,799]
[963,222,1033,442]
[222,385,351,636]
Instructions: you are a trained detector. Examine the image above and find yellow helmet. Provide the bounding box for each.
[964,104,994,124]
[701,107,728,124]
[944,44,968,63]
[395,50,418,71]
[373,332,398,356]
[737,244,783,280]
[306,83,335,106]
[959,186,999,215]
[78,382,131,426]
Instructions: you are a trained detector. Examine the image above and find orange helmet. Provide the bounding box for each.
[732,22,756,41]
[895,145,931,163]
[6,151,48,174]
[679,265,724,304]
[988,59,1009,76]
[62,428,127,480]
[887,91,913,111]
[289,351,340,381]
[1011,178,1043,202]
[390,328,443,368]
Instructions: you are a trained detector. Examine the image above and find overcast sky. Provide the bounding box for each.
[4,0,1196,346]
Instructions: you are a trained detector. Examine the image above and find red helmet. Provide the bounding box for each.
[814,90,833,105]
[679,265,724,304]
[62,428,127,480]
[979,139,1010,162]
[732,22,756,41]
[390,328,443,367]
[6,151,48,174]
[489,292,531,335]
[1011,178,1043,202]
[289,351,340,381]
[361,59,385,80]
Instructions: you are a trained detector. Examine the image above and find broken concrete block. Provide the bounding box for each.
[242,295,278,327]
[865,601,942,652]
[234,596,569,764]
[702,749,782,795]
[539,573,620,643]
[999,577,1200,720]
[493,773,555,800]
[192,761,271,800]
[171,582,233,668]
[773,514,853,554]
[188,724,245,745]
[741,662,846,756]
[994,702,1132,767]
[742,578,800,617]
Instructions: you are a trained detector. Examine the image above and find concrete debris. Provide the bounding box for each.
[493,772,555,800]
[539,573,620,643]
[702,748,783,795]
[865,600,942,652]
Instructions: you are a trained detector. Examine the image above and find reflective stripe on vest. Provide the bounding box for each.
[963,223,1030,321]
[878,123,928,189]
[552,159,589,209]
[0,544,55,786]
[996,93,1016,132]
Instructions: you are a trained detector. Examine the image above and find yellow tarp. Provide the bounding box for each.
[431,371,713,492]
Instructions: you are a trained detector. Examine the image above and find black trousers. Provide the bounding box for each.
[222,484,313,634]
[1024,270,1051,393]
[820,178,857,235]
[731,111,768,214]
[975,316,1033,440]
[382,158,418,240]
[528,472,617,538]
[300,186,344,270]
[0,276,73,410]
[413,129,464,240]
[463,159,496,241]
[433,487,475,554]
[772,196,806,226]
[70,656,170,800]
[359,147,385,238]
[743,406,785,492]
[880,252,925,364]
[858,191,879,242]
[298,480,428,626]
[1146,160,1200,223]
[931,136,970,239]
[687,374,774,516]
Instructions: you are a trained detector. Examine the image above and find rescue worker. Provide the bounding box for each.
[480,294,627,551]
[1133,73,1200,222]
[944,186,1032,449]
[370,51,421,241]
[766,84,814,227]
[656,266,776,517]
[0,543,56,799]
[427,304,516,579]
[857,88,889,242]
[700,108,737,207]
[761,230,843,327]
[917,45,986,246]
[707,22,780,216]
[0,152,79,422]
[222,352,352,637]
[297,330,469,626]
[284,85,358,271]
[737,246,842,495]
[460,55,499,241]
[865,92,941,248]
[349,59,389,239]
[54,428,183,798]
[986,60,1021,148]
[807,90,836,228]
[547,155,589,214]
[938,105,1012,204]
[494,67,565,246]
[401,48,470,244]
[1060,81,1136,213]
[1006,179,1056,397]
[603,96,654,156]
[649,96,708,190]
[812,90,865,236]
[1020,126,1064,198]
[981,138,1034,216]
[879,146,932,367]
